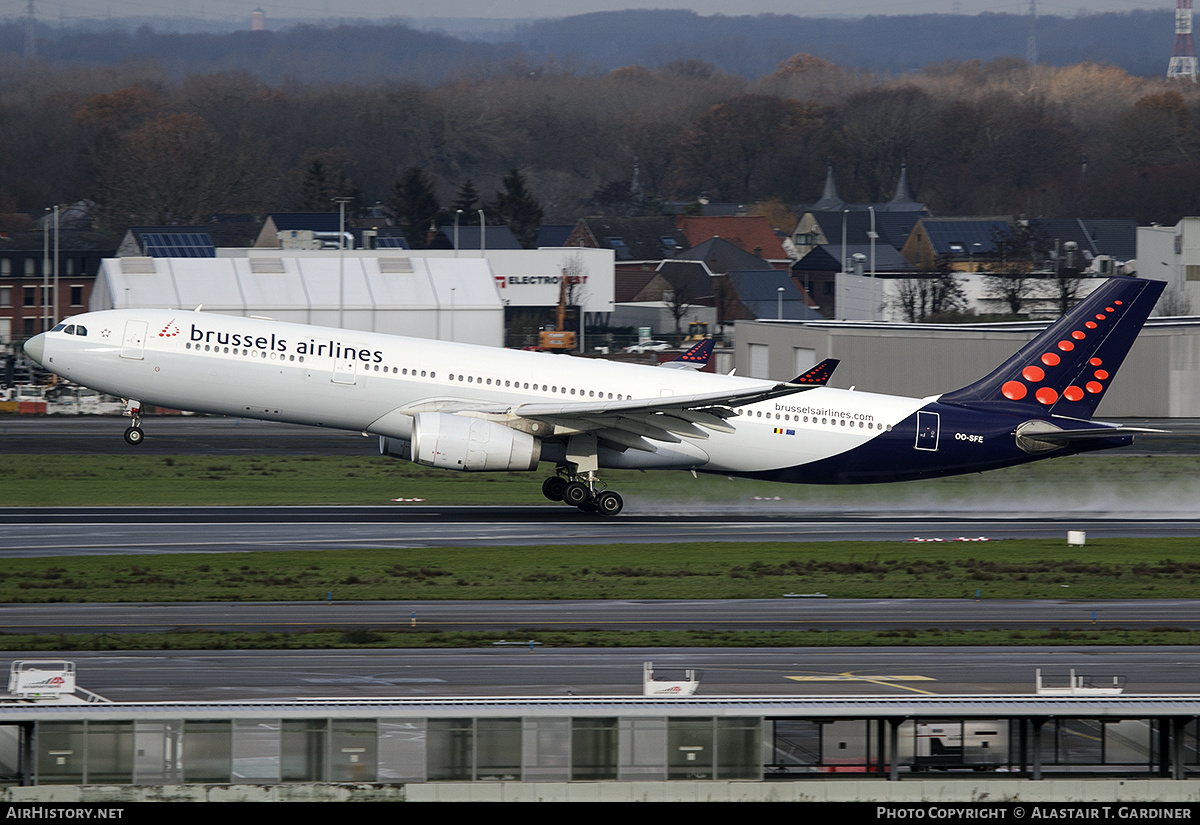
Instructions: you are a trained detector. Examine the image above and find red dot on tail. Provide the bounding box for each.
[1002,381,1027,401]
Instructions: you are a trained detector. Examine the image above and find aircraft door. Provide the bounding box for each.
[120,320,148,360]
[914,411,940,451]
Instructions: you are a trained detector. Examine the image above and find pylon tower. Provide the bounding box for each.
[1168,0,1198,81]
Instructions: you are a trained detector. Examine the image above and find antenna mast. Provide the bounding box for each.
[1169,0,1199,81]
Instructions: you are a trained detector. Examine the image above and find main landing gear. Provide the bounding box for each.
[541,468,624,516]
[123,399,145,446]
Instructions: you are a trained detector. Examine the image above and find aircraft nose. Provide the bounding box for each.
[23,333,47,365]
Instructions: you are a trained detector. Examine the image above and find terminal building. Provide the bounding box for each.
[1,693,1199,800]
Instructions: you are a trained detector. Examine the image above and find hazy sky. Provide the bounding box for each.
[3,0,1180,24]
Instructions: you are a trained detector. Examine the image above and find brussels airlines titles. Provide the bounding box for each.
[188,323,384,363]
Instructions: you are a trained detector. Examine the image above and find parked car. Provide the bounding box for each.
[623,340,670,353]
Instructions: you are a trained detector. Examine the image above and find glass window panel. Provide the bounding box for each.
[184,721,232,783]
[331,720,376,783]
[37,722,84,785]
[667,717,713,780]
[281,719,327,782]
[232,719,280,783]
[1105,719,1154,765]
[476,719,521,781]
[86,722,134,784]
[572,718,618,781]
[716,718,760,780]
[426,719,473,781]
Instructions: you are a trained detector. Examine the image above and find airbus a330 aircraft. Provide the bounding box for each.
[22,275,1164,516]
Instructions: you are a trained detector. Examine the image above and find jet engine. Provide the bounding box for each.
[410,412,541,472]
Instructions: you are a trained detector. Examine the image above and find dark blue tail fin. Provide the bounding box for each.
[793,358,840,386]
[939,277,1164,418]
[660,338,714,371]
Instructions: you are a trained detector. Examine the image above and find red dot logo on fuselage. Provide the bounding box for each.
[159,319,180,338]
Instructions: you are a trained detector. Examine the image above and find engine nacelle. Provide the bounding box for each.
[411,412,541,472]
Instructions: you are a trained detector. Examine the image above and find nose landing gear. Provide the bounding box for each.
[541,467,624,516]
[123,399,145,446]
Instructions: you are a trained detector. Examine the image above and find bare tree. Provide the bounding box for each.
[892,256,966,322]
[984,221,1050,316]
[663,279,698,342]
[1156,284,1193,317]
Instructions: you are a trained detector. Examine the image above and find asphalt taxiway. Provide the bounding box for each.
[3,647,1194,701]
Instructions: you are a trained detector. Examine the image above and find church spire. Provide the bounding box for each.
[889,160,917,206]
[812,159,845,211]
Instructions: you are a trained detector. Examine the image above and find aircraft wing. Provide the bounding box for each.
[392,381,816,452]
[489,381,815,450]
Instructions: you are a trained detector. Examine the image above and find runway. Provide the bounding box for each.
[2,598,1200,634]
[2,506,1200,556]
[4,647,1195,701]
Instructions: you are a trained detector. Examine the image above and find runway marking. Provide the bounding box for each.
[787,672,940,695]
[787,674,934,682]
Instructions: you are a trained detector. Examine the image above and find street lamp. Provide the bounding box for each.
[777,286,784,320]
[867,206,878,321]
[42,208,49,333]
[478,209,486,256]
[454,210,462,258]
[331,196,353,329]
[53,204,59,325]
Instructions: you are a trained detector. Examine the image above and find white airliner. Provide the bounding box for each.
[23,276,1164,516]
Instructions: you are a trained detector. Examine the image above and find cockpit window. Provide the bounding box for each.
[51,323,67,332]
[74,325,86,336]
[63,325,75,335]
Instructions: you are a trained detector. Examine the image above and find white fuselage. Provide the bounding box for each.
[34,308,925,474]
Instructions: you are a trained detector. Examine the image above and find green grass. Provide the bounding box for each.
[3,452,1200,509]
[4,538,1200,603]
[4,627,1199,652]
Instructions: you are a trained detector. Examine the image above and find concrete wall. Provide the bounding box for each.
[6,779,1199,803]
[734,319,1197,417]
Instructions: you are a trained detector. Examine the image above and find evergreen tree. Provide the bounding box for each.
[452,179,481,224]
[296,155,363,215]
[487,169,543,249]
[388,167,441,249]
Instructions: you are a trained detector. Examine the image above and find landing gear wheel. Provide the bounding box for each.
[542,476,567,502]
[563,481,591,507]
[595,490,624,516]
[124,426,144,446]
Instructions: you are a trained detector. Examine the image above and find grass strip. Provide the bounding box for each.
[4,538,1200,602]
[3,452,1200,507]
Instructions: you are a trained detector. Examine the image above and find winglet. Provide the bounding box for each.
[792,358,840,386]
